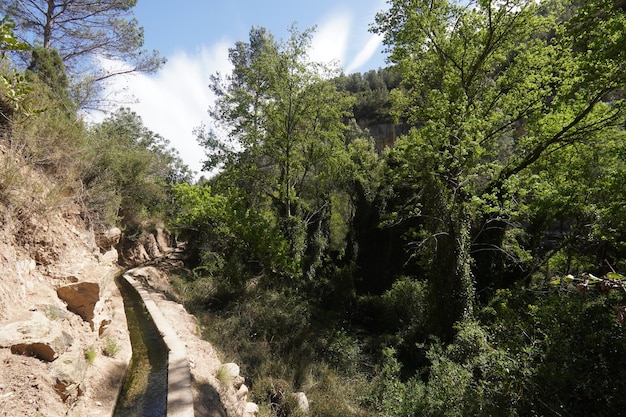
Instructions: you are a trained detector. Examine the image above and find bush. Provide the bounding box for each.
[320,328,362,376]
[84,346,97,364]
[102,336,120,357]
[481,287,626,416]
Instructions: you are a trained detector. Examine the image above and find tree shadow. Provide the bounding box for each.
[194,379,228,417]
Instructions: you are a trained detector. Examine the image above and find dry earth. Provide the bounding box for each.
[0,201,131,417]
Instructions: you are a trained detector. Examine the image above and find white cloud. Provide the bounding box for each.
[309,12,351,66]
[345,32,383,74]
[92,6,385,180]
[95,41,232,178]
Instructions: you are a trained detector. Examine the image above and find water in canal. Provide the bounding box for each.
[114,275,168,417]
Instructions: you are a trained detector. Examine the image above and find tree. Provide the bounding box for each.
[0,0,165,108]
[373,0,626,340]
[198,26,365,281]
[26,46,75,113]
[0,15,30,122]
[83,108,190,228]
[334,68,402,125]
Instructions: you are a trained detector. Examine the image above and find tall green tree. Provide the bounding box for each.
[373,0,626,339]
[0,0,165,109]
[198,25,370,281]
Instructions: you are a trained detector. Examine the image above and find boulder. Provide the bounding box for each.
[292,392,309,413]
[219,362,240,383]
[51,349,87,401]
[242,402,259,417]
[0,312,73,361]
[95,227,121,251]
[56,282,100,330]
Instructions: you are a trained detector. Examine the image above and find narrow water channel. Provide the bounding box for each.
[114,275,169,417]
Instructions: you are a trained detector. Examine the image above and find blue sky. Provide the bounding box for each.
[135,0,389,71]
[102,0,390,177]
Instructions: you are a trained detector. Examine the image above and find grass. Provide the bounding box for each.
[102,336,120,357]
[85,346,97,364]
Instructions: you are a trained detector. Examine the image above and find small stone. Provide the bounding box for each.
[292,392,309,413]
[237,383,249,400]
[243,402,259,416]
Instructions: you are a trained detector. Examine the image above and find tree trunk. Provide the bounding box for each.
[427,203,475,342]
[472,215,509,300]
[43,1,56,49]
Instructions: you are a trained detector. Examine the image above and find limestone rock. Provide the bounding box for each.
[218,362,240,384]
[97,248,119,265]
[51,350,87,401]
[237,383,249,401]
[56,282,100,330]
[0,312,73,361]
[233,375,245,388]
[95,228,121,252]
[242,402,259,417]
[38,304,70,321]
[154,228,171,253]
[143,233,162,258]
[292,392,309,413]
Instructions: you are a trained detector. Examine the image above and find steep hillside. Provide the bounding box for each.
[0,145,255,417]
[0,145,131,416]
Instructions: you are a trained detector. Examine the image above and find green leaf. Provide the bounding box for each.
[606,272,626,281]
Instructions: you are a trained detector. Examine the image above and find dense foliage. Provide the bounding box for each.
[0,17,188,237]
[4,1,626,416]
[167,1,626,416]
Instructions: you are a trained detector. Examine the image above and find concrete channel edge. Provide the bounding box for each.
[121,273,195,417]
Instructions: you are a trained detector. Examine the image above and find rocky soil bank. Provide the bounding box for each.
[0,200,254,416]
[0,201,130,416]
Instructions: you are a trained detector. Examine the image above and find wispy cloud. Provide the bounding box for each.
[345,32,383,73]
[97,42,232,177]
[309,11,351,66]
[95,6,385,179]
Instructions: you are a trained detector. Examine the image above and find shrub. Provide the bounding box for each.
[320,328,361,375]
[84,346,96,364]
[102,336,120,357]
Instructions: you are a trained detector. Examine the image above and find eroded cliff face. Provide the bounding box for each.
[0,194,132,416]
